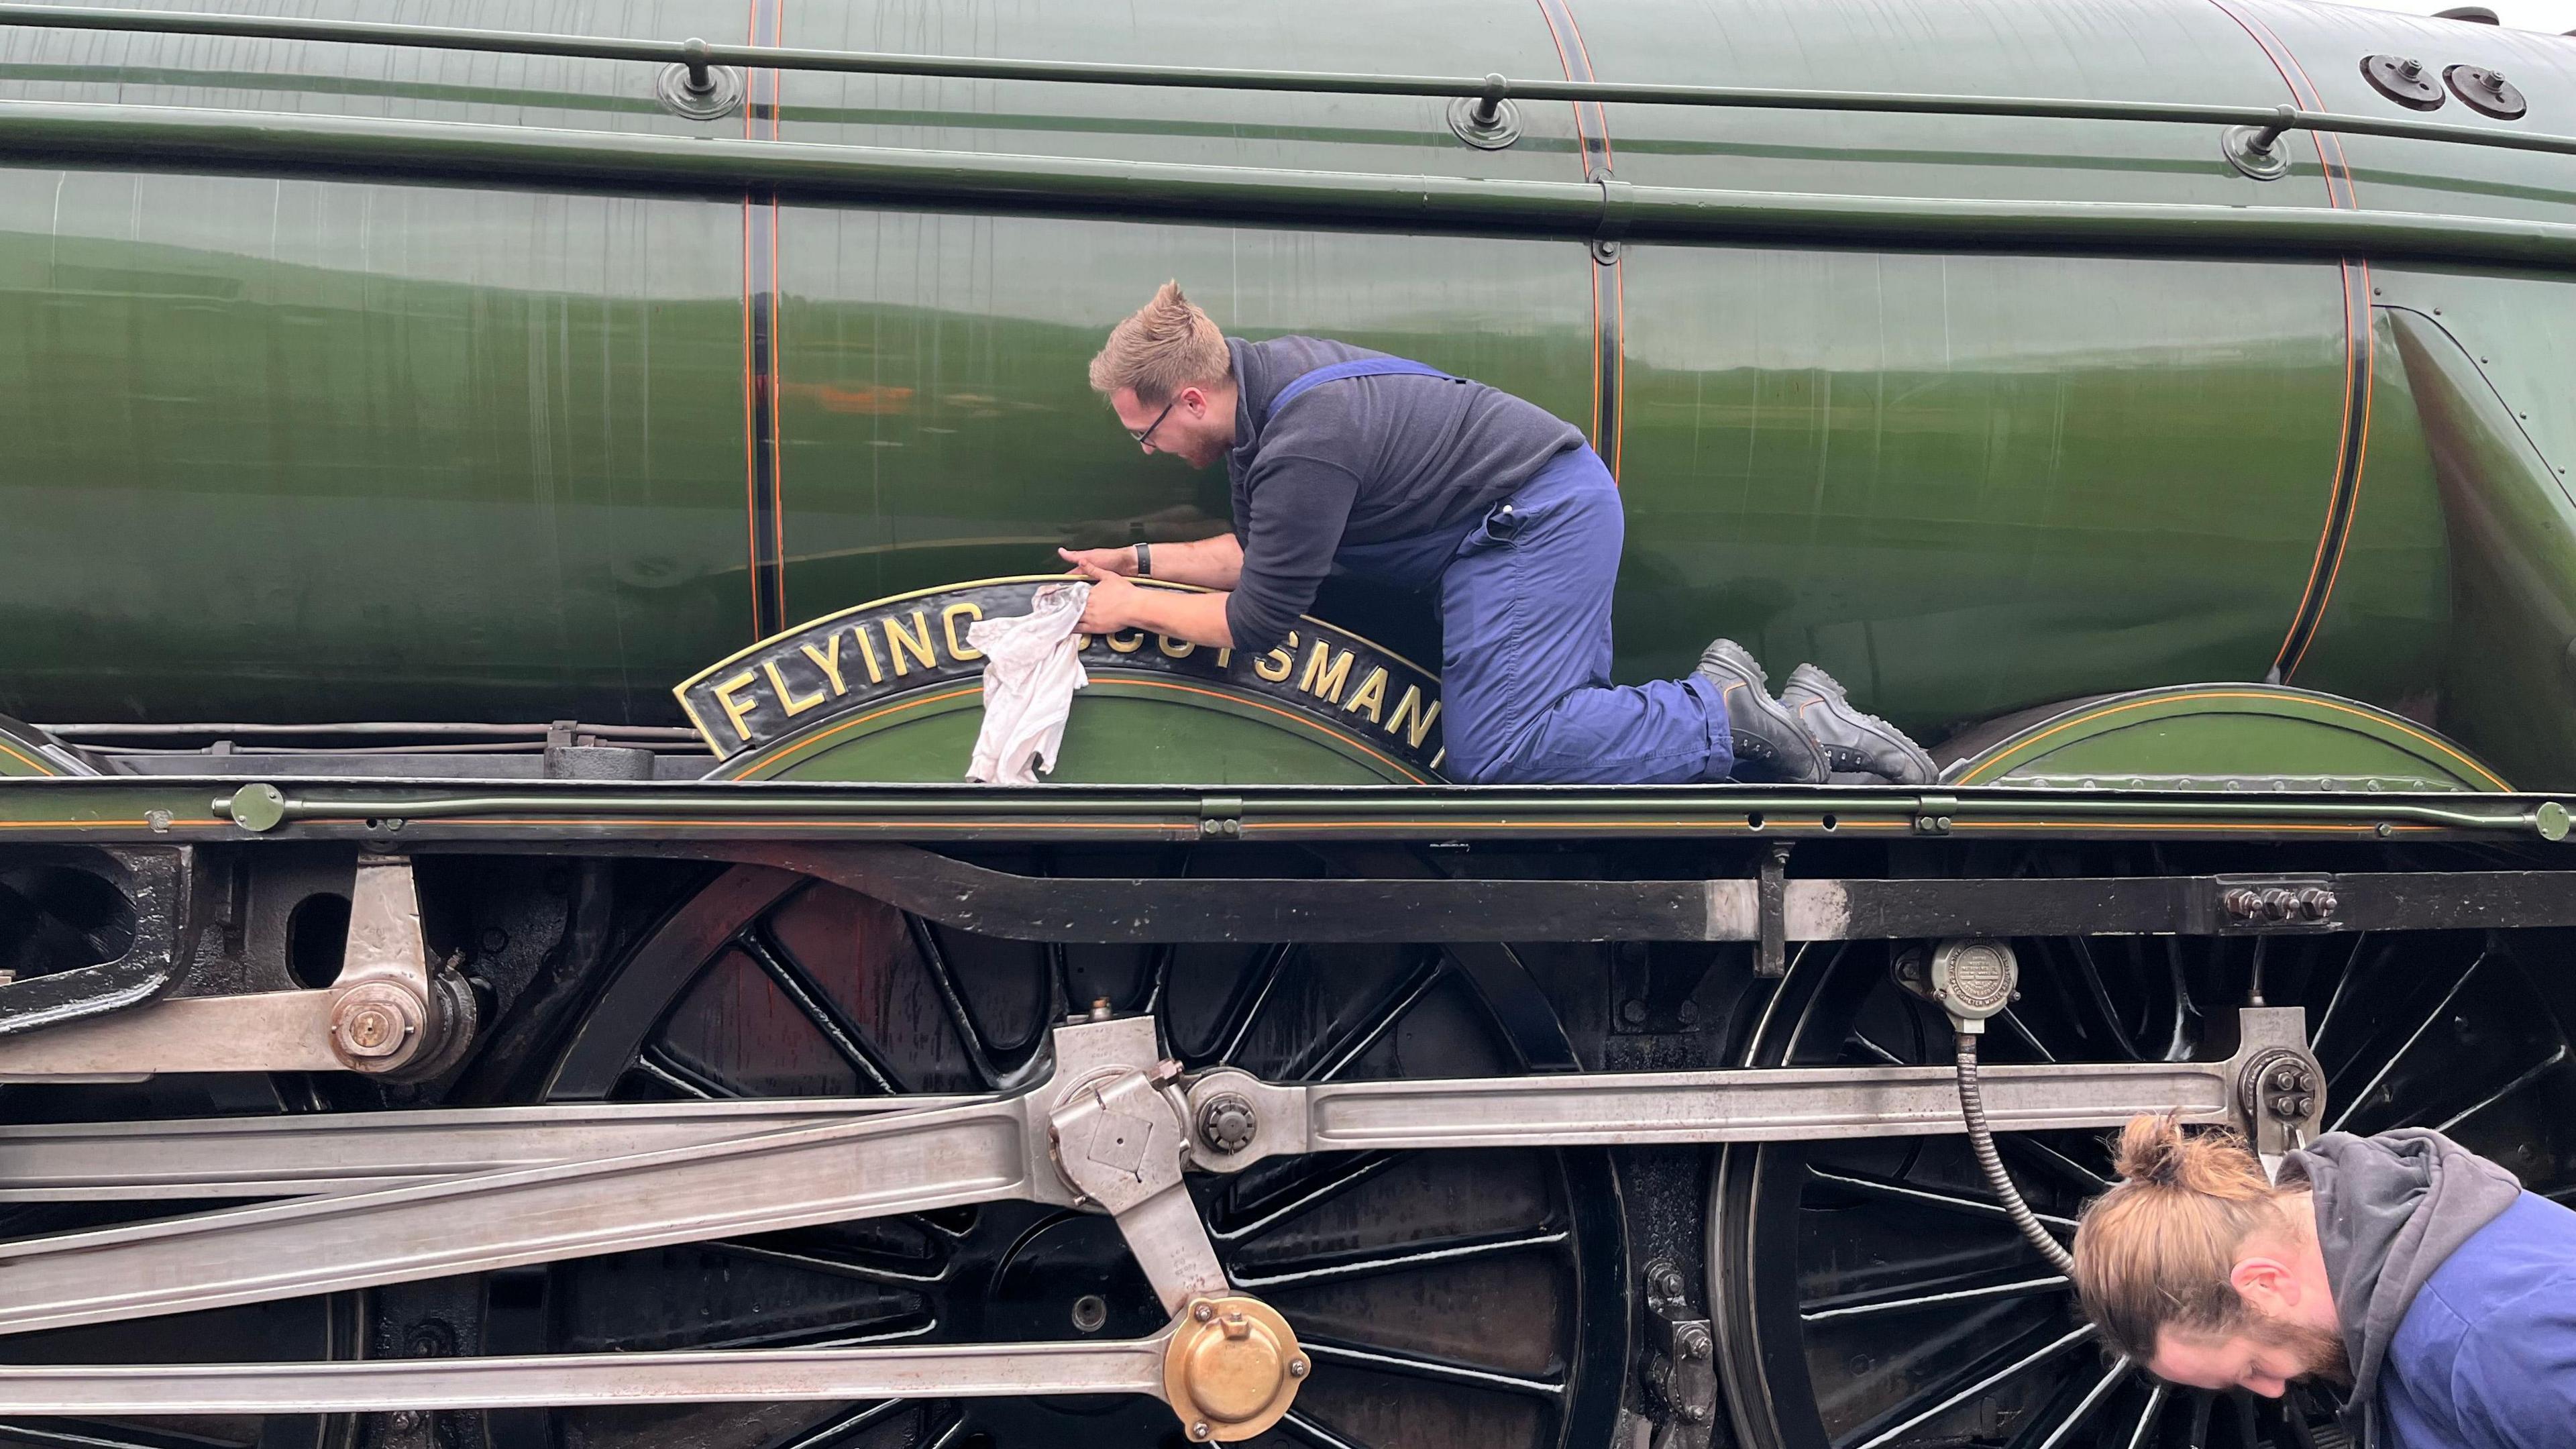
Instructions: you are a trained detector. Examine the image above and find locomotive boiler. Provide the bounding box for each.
[0,1,2573,1447]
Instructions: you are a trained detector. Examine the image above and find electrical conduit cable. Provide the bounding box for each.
[1954,1028,2076,1275]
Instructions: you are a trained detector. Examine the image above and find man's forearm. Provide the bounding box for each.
[1099,587,1235,650]
[1142,535,1242,590]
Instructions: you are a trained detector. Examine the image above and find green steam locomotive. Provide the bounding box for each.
[0,2,2572,1448]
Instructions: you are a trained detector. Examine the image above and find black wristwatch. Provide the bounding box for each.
[1134,542,1152,577]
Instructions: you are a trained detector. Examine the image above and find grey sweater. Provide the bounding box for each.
[1222,336,1583,652]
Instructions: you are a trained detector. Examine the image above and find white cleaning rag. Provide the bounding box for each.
[965,582,1092,784]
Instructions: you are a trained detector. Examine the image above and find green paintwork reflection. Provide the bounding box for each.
[0,0,2569,792]
[1951,684,2506,791]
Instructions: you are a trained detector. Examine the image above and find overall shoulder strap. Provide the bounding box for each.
[1262,356,1456,428]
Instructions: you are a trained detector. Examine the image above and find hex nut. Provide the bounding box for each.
[1198,1093,1260,1155]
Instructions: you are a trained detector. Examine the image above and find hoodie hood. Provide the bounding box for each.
[2279,1128,2520,1446]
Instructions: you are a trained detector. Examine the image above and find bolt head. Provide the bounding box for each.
[1193,1302,1217,1323]
[1190,1421,1213,1441]
[329,984,423,1066]
[1199,1093,1260,1155]
[1289,1358,1309,1379]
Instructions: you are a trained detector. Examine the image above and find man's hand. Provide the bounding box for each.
[1057,545,1138,578]
[1067,559,1143,635]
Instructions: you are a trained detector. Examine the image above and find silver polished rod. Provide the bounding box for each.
[1301,1059,2231,1149]
[0,1095,1038,1336]
[0,1095,962,1200]
[0,1335,1170,1414]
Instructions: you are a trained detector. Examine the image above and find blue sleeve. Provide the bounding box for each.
[2449,1275,2576,1449]
[1225,455,1359,653]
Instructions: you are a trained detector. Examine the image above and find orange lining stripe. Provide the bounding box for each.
[2290,260,2375,678]
[2276,260,2360,671]
[0,819,225,830]
[0,739,53,775]
[1955,689,2507,790]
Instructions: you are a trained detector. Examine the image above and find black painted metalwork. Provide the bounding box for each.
[0,847,200,1038]
[532,863,1630,1449]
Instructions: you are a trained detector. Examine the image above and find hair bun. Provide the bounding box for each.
[2112,1112,2189,1186]
[2107,1113,2267,1197]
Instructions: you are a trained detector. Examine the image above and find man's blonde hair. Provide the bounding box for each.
[1089,281,1231,405]
[2071,1114,2298,1361]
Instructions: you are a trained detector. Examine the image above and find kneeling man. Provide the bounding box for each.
[1059,282,1934,786]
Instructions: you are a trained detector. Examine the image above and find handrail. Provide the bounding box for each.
[3,3,2576,166]
[3,101,2573,273]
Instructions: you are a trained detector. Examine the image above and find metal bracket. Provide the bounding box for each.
[1593,176,1635,263]
[1448,73,1521,150]
[0,846,205,1038]
[1046,1017,1228,1314]
[1639,1260,1717,1449]
[0,855,469,1081]
[655,38,745,121]
[1197,797,1244,841]
[1755,843,1791,977]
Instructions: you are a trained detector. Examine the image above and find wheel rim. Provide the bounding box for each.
[537,860,1628,1449]
[1715,896,2576,1448]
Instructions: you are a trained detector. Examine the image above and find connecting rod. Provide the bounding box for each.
[0,1335,1173,1415]
[0,1009,2314,1338]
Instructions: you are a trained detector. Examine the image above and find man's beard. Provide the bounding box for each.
[2258,1316,2353,1387]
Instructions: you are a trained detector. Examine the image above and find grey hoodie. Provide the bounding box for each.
[2279,1129,2522,1448]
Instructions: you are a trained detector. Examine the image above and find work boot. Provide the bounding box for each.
[1780,663,1939,786]
[1696,640,1828,785]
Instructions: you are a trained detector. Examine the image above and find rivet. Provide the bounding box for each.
[1193,1302,1216,1323]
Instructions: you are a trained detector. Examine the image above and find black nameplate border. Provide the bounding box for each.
[674,577,1447,776]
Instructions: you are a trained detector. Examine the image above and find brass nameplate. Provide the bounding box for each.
[674,577,1446,774]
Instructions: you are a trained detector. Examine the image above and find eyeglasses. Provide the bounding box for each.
[1127,396,1181,451]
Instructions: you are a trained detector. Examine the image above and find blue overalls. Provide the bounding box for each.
[1267,358,1735,785]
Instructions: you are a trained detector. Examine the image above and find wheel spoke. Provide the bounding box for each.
[1286,953,1448,1081]
[2433,1044,2571,1132]
[635,1043,739,1099]
[2307,934,2378,1069]
[1209,1152,1407,1246]
[2328,950,2488,1134]
[1801,1273,2068,1323]
[739,925,909,1095]
[2023,1359,2132,1449]
[1809,1165,2081,1234]
[2003,1136,2114,1195]
[2065,936,2144,1062]
[1277,1409,1375,1449]
[1193,943,1297,1066]
[2126,1383,2171,1449]
[920,1408,973,1449]
[707,1234,952,1289]
[773,1398,910,1449]
[1844,1324,2095,1449]
[903,915,1007,1089]
[0,1420,237,1449]
[2160,936,2201,1061]
[1231,1226,1569,1291]
[2185,1387,2216,1449]
[1995,1006,2058,1063]
[1301,1336,1564,1400]
[1846,1029,1907,1067]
